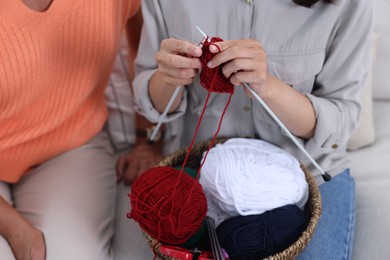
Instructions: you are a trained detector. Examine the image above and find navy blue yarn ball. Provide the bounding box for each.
[216,205,308,260]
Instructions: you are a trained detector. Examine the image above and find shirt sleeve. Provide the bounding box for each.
[304,0,374,156]
[132,0,188,124]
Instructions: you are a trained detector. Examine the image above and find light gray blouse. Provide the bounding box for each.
[133,0,374,184]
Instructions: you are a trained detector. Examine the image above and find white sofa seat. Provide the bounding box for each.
[350,101,390,260]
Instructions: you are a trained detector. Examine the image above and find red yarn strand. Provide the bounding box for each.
[175,36,235,236]
[178,91,212,179]
[197,93,233,178]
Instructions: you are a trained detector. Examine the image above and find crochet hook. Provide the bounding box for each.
[196,26,331,182]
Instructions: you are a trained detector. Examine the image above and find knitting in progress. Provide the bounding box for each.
[128,36,235,247]
[129,36,310,259]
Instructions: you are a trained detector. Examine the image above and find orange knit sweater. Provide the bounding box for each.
[0,0,140,183]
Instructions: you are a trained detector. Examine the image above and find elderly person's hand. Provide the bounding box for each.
[116,141,163,185]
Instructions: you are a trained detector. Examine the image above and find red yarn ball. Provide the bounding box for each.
[200,37,234,94]
[128,166,208,245]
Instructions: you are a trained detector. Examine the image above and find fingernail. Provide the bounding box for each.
[207,61,213,68]
[210,45,218,53]
[194,47,202,57]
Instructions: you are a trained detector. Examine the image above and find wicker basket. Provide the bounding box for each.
[140,138,322,260]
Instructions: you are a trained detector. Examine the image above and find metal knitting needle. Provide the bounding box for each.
[196,26,210,43]
[149,26,209,144]
[205,217,224,260]
[196,25,331,182]
[148,85,181,144]
[243,83,331,182]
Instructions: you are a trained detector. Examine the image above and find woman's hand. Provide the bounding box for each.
[207,38,316,139]
[149,39,203,113]
[207,39,269,97]
[156,38,203,88]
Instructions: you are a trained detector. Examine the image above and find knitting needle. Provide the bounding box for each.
[148,85,181,144]
[205,217,224,260]
[243,83,331,182]
[196,25,331,182]
[149,26,208,144]
[196,26,210,43]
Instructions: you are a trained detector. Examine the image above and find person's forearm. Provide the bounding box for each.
[149,71,184,113]
[0,196,46,260]
[260,76,316,139]
[0,196,28,240]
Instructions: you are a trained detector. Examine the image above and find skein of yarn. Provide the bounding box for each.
[216,204,308,260]
[128,166,208,245]
[199,138,309,226]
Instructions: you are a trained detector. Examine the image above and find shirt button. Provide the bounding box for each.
[243,106,250,112]
[331,144,338,149]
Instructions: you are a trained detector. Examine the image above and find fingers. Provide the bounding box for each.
[207,39,264,68]
[230,70,267,88]
[116,155,139,185]
[161,38,202,57]
[123,159,149,186]
[157,51,201,70]
[221,58,257,78]
[158,73,196,87]
[123,164,140,186]
[209,39,260,53]
[116,156,128,182]
[204,39,268,93]
[157,61,199,87]
[222,59,268,87]
[123,156,162,186]
[157,39,202,87]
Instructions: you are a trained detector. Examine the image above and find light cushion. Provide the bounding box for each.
[347,34,378,151]
[372,0,390,100]
[350,100,390,260]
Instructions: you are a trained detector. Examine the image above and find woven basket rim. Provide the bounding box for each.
[139,138,322,260]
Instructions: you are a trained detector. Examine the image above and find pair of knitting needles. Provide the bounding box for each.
[149,26,331,182]
[205,217,225,260]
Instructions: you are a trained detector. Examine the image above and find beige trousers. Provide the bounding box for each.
[0,131,117,260]
[112,183,154,260]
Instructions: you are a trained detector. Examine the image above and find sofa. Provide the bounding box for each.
[349,0,390,259]
[107,0,390,259]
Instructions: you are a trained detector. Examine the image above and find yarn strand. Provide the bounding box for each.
[197,93,232,178]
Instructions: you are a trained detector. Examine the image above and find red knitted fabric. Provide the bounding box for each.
[199,37,234,94]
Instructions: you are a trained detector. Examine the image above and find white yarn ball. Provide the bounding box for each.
[199,138,309,226]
